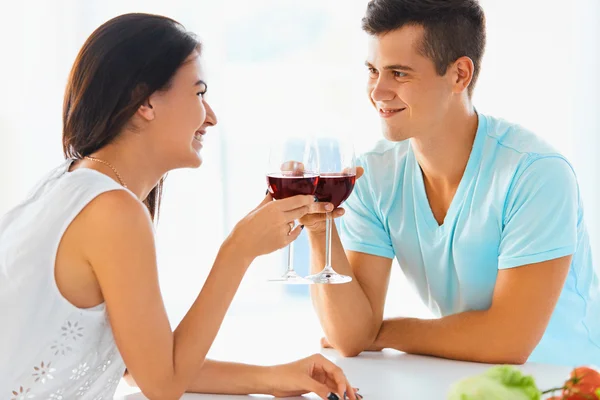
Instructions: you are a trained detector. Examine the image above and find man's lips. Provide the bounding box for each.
[378,107,406,118]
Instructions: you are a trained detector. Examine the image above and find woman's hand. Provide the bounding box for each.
[226,193,314,261]
[266,354,361,400]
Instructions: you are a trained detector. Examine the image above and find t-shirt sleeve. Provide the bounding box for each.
[498,156,579,269]
[339,164,395,259]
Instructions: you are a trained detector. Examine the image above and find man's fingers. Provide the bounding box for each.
[308,202,335,214]
[280,160,305,174]
[356,166,364,180]
[340,166,363,180]
[304,208,345,223]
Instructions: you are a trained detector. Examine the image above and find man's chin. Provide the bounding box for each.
[382,127,410,142]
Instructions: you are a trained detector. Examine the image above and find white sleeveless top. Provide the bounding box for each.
[0,160,134,399]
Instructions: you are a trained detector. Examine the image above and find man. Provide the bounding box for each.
[302,0,599,366]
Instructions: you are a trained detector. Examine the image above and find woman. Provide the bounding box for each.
[0,13,358,400]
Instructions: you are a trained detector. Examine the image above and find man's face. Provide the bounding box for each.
[366,25,454,142]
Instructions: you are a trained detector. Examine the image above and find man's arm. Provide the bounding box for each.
[316,157,577,363]
[372,256,571,364]
[370,157,577,363]
[309,225,393,357]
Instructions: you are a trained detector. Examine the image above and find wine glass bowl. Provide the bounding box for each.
[266,137,319,284]
[266,166,319,200]
[314,172,357,209]
[306,136,356,285]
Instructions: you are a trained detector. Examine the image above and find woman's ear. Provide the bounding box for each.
[133,83,156,121]
[137,98,155,121]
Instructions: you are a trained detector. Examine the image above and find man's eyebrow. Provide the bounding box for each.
[364,61,415,72]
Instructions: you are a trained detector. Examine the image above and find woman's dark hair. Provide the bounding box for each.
[62,13,201,220]
[362,0,486,97]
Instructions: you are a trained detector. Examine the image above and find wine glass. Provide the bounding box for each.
[266,136,319,284]
[305,136,356,284]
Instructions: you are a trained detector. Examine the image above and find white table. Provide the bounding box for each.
[115,348,571,399]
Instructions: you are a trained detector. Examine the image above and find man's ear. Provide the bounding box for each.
[450,56,474,94]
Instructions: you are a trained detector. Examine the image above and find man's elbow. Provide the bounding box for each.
[134,374,186,400]
[140,384,185,400]
[337,344,364,358]
[510,355,529,365]
[494,352,529,365]
[482,342,534,365]
[329,336,373,358]
[503,345,534,365]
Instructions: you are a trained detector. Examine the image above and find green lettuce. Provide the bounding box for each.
[447,365,541,400]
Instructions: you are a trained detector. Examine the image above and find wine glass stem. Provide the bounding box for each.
[286,242,295,274]
[323,211,334,273]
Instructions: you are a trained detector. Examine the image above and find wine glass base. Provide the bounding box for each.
[305,271,352,284]
[268,271,314,285]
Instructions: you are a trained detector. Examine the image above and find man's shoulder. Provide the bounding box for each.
[480,113,578,198]
[482,114,563,158]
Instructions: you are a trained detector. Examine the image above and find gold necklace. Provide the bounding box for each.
[84,156,128,188]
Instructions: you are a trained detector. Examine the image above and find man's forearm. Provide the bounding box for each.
[308,227,379,356]
[374,310,533,364]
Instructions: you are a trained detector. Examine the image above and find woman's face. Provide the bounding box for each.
[145,51,217,169]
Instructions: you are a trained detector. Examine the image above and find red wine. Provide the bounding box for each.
[315,174,357,208]
[266,173,319,200]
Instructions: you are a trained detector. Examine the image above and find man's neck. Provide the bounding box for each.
[411,105,479,191]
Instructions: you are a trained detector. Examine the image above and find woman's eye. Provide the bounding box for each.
[197,82,208,97]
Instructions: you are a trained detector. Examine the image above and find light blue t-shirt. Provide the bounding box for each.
[340,113,600,366]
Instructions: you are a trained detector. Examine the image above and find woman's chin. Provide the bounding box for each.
[189,143,204,168]
[174,150,203,169]
[189,152,203,168]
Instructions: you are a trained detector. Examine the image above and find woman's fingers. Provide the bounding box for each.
[276,195,315,211]
[284,205,311,221]
[285,224,304,244]
[311,355,351,400]
[302,375,333,400]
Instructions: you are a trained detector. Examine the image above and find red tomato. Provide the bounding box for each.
[562,367,600,400]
